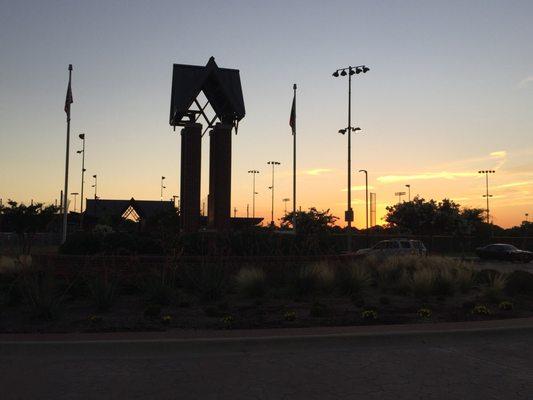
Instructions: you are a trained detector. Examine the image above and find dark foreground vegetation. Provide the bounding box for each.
[1,256,532,333]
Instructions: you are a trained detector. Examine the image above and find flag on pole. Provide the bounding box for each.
[64,74,73,116]
[289,89,296,135]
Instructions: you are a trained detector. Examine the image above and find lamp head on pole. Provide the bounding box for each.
[79,133,85,140]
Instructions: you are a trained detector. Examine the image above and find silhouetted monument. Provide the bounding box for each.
[169,57,245,232]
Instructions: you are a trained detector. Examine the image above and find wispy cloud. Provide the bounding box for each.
[377,171,478,184]
[495,181,533,189]
[305,168,332,176]
[341,185,375,192]
[490,151,507,158]
[519,76,533,88]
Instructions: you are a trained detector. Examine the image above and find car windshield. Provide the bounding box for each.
[400,241,411,249]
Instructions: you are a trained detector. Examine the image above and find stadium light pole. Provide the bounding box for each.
[405,184,411,201]
[395,191,406,204]
[478,170,495,224]
[267,161,280,226]
[333,64,369,252]
[248,170,260,218]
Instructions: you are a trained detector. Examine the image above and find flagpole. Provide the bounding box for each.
[61,64,73,244]
[292,84,297,231]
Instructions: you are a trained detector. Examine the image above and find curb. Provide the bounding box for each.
[1,318,533,357]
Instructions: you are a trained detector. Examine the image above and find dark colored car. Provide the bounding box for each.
[476,244,533,263]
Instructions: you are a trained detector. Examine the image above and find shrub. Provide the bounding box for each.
[88,314,102,324]
[379,296,390,305]
[505,270,533,296]
[284,310,296,321]
[417,308,432,319]
[221,315,234,329]
[182,262,228,302]
[483,274,506,303]
[141,268,176,306]
[338,264,373,296]
[472,305,491,316]
[309,300,329,318]
[86,270,117,312]
[361,309,378,320]
[235,267,266,298]
[498,301,513,311]
[144,304,161,319]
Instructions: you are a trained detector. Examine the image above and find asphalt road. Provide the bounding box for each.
[1,328,532,400]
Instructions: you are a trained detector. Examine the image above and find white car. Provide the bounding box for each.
[355,239,427,258]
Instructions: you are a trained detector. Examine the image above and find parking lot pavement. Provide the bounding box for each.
[1,327,532,399]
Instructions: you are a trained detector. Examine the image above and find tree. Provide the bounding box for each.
[0,201,59,254]
[385,197,487,236]
[280,208,338,235]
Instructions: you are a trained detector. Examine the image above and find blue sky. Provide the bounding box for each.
[1,0,532,226]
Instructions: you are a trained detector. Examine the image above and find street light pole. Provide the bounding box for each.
[359,170,368,231]
[160,176,166,201]
[283,198,290,214]
[333,64,369,252]
[405,184,411,202]
[267,161,280,226]
[478,170,495,224]
[92,174,98,199]
[77,134,86,223]
[248,170,259,218]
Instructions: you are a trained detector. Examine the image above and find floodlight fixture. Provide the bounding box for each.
[340,69,347,76]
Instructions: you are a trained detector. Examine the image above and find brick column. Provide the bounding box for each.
[180,123,202,232]
[208,123,232,230]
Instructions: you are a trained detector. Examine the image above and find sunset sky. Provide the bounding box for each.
[1,0,532,228]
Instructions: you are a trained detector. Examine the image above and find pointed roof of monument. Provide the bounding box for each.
[169,57,245,126]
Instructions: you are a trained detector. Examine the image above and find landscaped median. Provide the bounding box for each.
[1,255,533,333]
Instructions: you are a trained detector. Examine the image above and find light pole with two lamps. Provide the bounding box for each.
[333,64,370,252]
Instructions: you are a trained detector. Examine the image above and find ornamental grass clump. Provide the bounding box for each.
[182,262,228,302]
[433,267,455,297]
[454,267,475,293]
[86,270,117,312]
[408,268,436,298]
[292,262,334,296]
[483,273,507,303]
[338,263,373,297]
[235,267,266,298]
